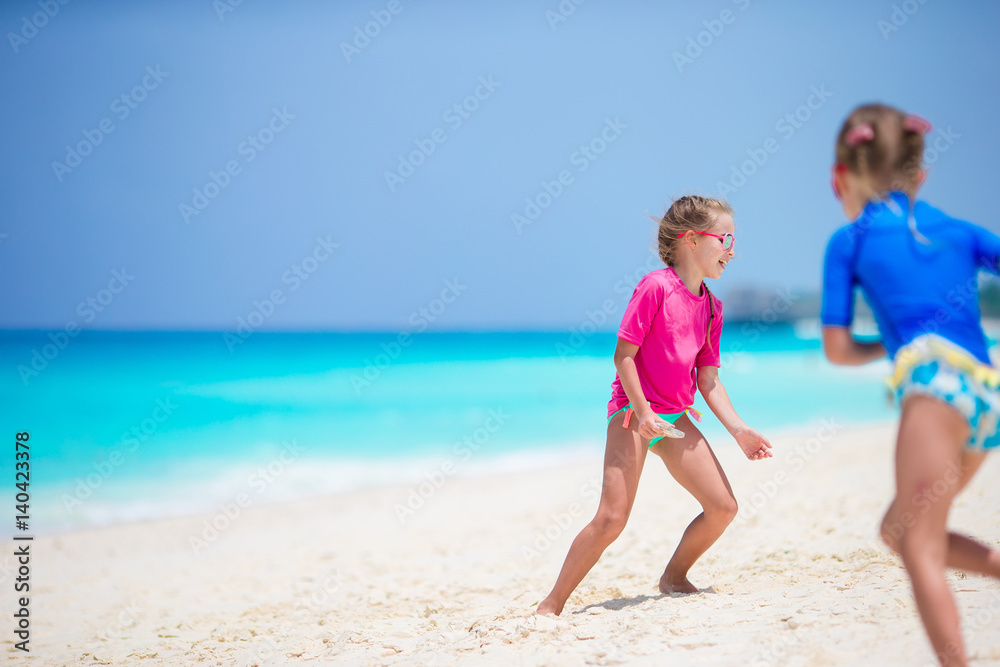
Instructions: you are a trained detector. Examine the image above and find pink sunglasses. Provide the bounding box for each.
[677,230,735,250]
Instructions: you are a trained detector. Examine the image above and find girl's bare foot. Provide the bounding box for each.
[659,572,698,594]
[535,597,562,616]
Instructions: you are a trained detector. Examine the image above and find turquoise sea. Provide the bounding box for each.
[2,326,906,533]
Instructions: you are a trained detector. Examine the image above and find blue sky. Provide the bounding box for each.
[2,0,999,331]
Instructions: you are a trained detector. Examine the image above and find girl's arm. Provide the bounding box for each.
[613,338,670,441]
[821,227,886,365]
[696,365,772,460]
[822,326,886,365]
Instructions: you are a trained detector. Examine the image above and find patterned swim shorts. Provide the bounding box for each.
[890,335,1000,451]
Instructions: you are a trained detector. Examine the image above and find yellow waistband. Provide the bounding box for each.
[886,335,1000,391]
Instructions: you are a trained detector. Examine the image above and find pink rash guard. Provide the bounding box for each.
[608,267,723,417]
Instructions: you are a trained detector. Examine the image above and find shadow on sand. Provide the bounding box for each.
[572,587,717,614]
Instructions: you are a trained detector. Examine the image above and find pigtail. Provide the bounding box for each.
[703,283,715,353]
[856,142,875,207]
[901,122,931,245]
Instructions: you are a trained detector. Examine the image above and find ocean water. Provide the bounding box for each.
[2,326,903,533]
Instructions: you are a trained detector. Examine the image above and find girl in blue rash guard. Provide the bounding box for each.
[822,103,1000,667]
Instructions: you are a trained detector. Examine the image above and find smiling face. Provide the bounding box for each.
[657,196,736,291]
[690,210,736,281]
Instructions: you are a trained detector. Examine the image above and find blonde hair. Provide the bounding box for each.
[655,195,734,267]
[835,103,926,200]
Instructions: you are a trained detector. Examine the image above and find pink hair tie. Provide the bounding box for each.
[903,114,932,134]
[846,124,875,146]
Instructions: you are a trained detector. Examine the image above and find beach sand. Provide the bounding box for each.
[6,420,1000,666]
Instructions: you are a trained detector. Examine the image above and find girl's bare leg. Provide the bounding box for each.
[881,449,999,578]
[650,415,738,594]
[536,410,649,616]
[888,395,972,667]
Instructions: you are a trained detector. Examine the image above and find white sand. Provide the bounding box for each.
[5,420,1000,666]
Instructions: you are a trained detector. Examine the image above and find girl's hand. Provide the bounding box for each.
[637,411,667,441]
[734,427,773,461]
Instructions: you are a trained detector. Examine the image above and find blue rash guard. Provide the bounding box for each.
[821,191,1000,365]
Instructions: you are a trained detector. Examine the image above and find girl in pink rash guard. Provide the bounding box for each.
[536,195,772,616]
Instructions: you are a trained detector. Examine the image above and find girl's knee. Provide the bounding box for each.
[897,528,947,569]
[880,510,902,553]
[592,507,629,540]
[898,536,932,567]
[879,524,901,553]
[706,496,738,526]
[878,517,903,554]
